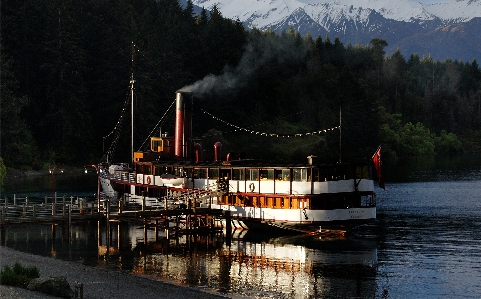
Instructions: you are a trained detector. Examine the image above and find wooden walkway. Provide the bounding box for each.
[0,196,230,238]
[0,196,98,226]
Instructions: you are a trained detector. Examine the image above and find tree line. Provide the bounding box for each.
[1,0,480,170]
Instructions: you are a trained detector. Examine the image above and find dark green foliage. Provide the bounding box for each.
[435,130,464,155]
[1,1,480,166]
[0,44,38,168]
[0,262,40,288]
[0,158,6,190]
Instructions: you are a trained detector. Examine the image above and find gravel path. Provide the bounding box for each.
[0,246,231,299]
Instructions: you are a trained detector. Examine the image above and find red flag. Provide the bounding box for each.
[372,146,385,189]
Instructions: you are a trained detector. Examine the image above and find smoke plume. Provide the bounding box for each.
[179,33,309,98]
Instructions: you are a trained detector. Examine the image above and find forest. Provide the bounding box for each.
[1,0,481,171]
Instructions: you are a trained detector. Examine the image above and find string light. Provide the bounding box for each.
[201,109,340,138]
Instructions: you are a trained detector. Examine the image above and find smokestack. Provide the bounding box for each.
[194,142,202,163]
[175,91,193,160]
[214,142,222,162]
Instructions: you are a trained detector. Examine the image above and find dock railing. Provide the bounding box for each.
[0,195,98,225]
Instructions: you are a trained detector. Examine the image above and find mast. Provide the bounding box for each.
[130,41,135,164]
[339,103,342,163]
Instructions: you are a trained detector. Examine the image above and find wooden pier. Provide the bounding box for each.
[0,195,230,238]
[0,196,98,226]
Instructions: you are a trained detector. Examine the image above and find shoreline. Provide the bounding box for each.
[0,246,231,299]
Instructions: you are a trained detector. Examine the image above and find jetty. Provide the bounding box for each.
[0,195,231,240]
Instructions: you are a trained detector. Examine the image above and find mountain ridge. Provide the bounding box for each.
[189,0,481,61]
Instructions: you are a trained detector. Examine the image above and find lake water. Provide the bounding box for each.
[2,156,481,298]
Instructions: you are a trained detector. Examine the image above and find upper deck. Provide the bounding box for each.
[111,159,375,195]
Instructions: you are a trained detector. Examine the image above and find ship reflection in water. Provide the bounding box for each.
[2,220,378,298]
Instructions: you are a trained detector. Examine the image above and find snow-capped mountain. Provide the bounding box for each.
[190,0,481,61]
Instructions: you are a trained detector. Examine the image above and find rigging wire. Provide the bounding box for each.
[101,89,131,163]
[137,99,176,151]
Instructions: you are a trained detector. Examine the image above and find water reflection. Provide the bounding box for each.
[2,171,97,198]
[2,221,379,298]
[384,154,481,182]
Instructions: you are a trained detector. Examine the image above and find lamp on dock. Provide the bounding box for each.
[84,164,101,213]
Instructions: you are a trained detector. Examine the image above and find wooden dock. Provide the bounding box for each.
[0,196,98,226]
[0,196,230,238]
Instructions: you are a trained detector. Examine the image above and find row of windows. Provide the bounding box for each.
[136,164,371,182]
[218,194,375,209]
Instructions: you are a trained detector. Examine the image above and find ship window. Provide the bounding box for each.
[144,165,152,175]
[193,168,206,179]
[185,168,192,178]
[246,169,258,181]
[259,169,274,180]
[174,167,184,176]
[220,169,231,180]
[282,169,290,181]
[361,194,376,207]
[275,169,282,180]
[293,169,308,182]
[356,166,370,179]
[252,169,258,180]
[232,168,244,180]
[325,168,341,181]
[312,168,319,181]
[151,139,163,152]
[208,168,219,179]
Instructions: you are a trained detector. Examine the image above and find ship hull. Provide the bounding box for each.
[203,203,376,232]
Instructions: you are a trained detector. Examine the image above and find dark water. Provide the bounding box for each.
[2,155,481,298]
[372,154,481,299]
[374,181,481,299]
[2,169,98,198]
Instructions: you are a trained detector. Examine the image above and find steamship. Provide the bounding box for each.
[98,88,378,232]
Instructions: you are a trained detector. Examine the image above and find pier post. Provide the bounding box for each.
[1,207,5,224]
[118,198,123,215]
[32,205,36,219]
[106,200,110,221]
[4,198,7,207]
[210,214,215,232]
[143,219,147,244]
[176,215,180,233]
[225,211,232,246]
[62,196,66,217]
[22,203,26,217]
[13,195,16,206]
[26,197,29,206]
[68,204,72,227]
[74,282,83,299]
